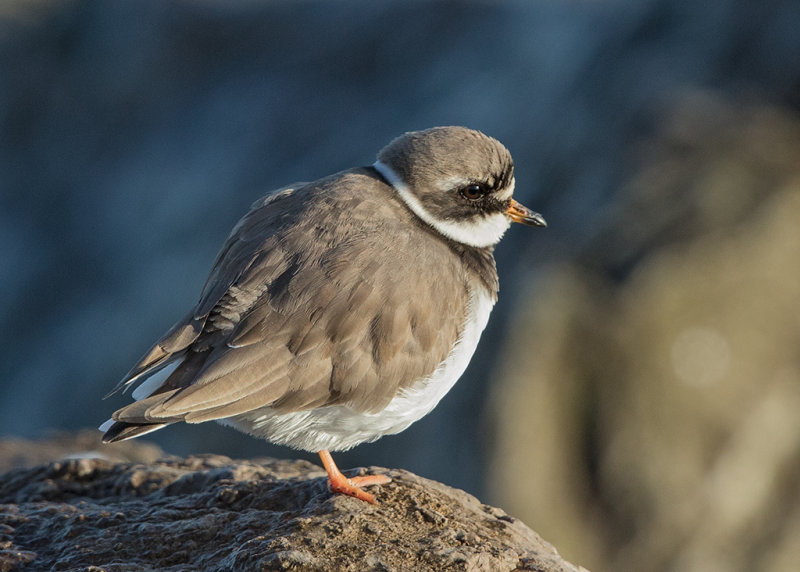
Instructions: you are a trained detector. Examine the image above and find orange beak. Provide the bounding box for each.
[506,199,547,227]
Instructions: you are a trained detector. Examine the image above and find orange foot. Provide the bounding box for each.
[318,449,392,504]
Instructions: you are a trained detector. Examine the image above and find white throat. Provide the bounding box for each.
[373,160,512,248]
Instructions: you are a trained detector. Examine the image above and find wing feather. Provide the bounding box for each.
[110,170,469,429]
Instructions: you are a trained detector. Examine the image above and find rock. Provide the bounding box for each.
[0,452,586,571]
[0,430,164,474]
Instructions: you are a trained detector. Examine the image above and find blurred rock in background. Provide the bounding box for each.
[489,96,800,571]
[1,1,799,571]
[0,429,163,473]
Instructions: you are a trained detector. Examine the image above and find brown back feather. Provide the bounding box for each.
[112,168,497,425]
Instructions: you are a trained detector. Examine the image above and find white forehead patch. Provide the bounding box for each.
[495,177,515,201]
[374,161,512,248]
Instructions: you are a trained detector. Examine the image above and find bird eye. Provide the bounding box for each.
[460,184,485,201]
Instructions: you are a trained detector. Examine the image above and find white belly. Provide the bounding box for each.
[220,286,495,452]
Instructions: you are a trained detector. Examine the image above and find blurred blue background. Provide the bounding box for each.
[2,1,800,570]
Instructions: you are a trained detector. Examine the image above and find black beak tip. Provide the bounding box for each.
[531,213,547,227]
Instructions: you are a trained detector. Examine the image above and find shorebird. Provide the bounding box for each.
[101,126,546,503]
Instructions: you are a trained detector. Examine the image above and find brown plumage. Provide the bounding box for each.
[106,168,492,429]
[101,126,546,503]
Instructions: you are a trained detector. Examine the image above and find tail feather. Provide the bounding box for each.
[101,420,169,443]
[104,314,205,399]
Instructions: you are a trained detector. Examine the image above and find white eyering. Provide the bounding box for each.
[373,161,512,249]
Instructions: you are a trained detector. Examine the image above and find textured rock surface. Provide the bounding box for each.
[0,448,585,571]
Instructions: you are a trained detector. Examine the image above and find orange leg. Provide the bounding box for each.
[318,449,391,504]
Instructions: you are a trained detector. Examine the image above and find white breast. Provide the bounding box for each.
[221,285,495,452]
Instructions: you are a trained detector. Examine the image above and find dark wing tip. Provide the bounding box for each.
[101,421,167,443]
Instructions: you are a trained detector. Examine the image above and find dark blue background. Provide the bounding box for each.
[2,4,799,568]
